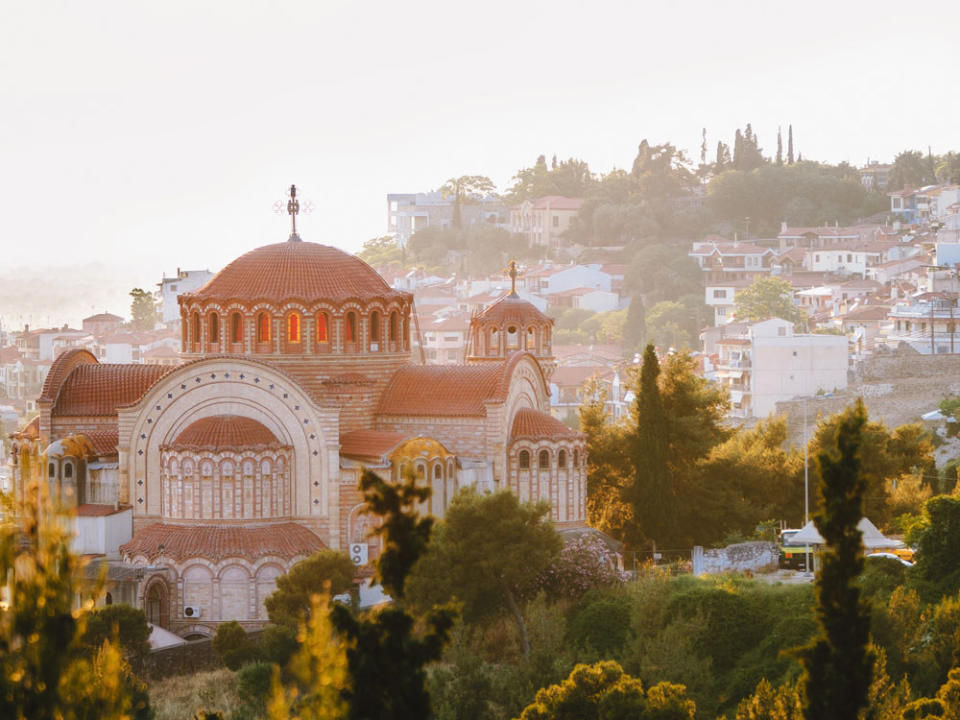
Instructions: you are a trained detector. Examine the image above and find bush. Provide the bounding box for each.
[212,621,258,671]
[568,597,632,655]
[236,662,273,716]
[82,603,152,657]
[538,535,626,601]
[260,623,298,666]
[264,550,355,627]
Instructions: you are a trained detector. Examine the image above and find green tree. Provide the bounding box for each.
[799,399,874,720]
[0,475,149,720]
[129,288,157,331]
[912,495,960,600]
[734,276,803,324]
[888,150,933,191]
[82,604,151,658]
[439,176,496,229]
[787,125,794,165]
[517,661,696,720]
[580,379,633,538]
[626,243,703,305]
[265,550,355,628]
[808,416,933,528]
[630,139,695,200]
[935,152,960,184]
[213,621,258,671]
[508,155,594,202]
[406,489,561,660]
[330,469,454,720]
[628,344,671,549]
[716,141,732,173]
[776,127,784,167]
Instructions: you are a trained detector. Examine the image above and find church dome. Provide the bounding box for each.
[474,294,550,327]
[168,415,285,451]
[187,241,407,304]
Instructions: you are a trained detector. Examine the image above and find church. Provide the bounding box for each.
[9,188,586,638]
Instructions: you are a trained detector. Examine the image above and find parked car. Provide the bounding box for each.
[866,552,914,567]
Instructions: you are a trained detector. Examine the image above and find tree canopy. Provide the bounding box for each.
[264,550,355,628]
[734,276,804,324]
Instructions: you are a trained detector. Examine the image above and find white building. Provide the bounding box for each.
[805,248,867,277]
[704,279,752,325]
[158,269,214,325]
[714,318,848,418]
[523,263,612,295]
[885,295,960,354]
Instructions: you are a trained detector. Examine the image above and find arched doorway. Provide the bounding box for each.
[144,578,169,629]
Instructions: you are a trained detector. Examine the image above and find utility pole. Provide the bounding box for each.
[803,396,810,573]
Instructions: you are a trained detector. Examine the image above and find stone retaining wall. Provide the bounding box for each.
[691,541,778,576]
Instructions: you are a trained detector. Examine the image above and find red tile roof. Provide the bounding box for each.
[510,408,581,440]
[378,364,504,417]
[39,348,99,403]
[119,522,327,563]
[184,241,411,305]
[84,430,119,456]
[83,312,124,323]
[0,346,23,364]
[167,415,284,451]
[475,295,551,327]
[52,363,172,416]
[339,429,410,461]
[551,365,615,387]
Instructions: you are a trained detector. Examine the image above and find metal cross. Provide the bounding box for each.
[504,259,521,297]
[273,184,313,241]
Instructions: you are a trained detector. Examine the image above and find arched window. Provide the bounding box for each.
[573,449,579,467]
[345,312,357,342]
[433,464,442,479]
[230,312,243,344]
[316,312,329,343]
[64,462,73,479]
[48,462,56,478]
[558,450,567,469]
[209,314,219,344]
[538,450,550,470]
[527,326,536,349]
[518,450,530,469]
[287,312,301,343]
[105,591,113,605]
[257,312,271,343]
[403,317,410,348]
[389,311,399,342]
[507,325,519,349]
[370,311,381,347]
[192,312,201,346]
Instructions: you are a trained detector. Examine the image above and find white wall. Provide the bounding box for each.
[72,508,133,557]
[751,335,848,416]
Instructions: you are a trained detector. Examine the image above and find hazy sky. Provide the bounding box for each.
[1,1,958,328]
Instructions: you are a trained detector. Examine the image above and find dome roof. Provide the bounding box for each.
[186,241,410,305]
[510,407,581,439]
[474,294,551,328]
[168,415,285,451]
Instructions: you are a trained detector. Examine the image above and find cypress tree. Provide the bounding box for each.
[733,129,744,170]
[776,126,783,166]
[787,125,795,164]
[716,141,731,171]
[700,128,708,166]
[629,344,671,549]
[799,399,873,720]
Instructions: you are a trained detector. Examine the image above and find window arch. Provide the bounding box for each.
[192,312,201,347]
[257,312,271,343]
[370,311,381,348]
[316,312,329,343]
[573,449,579,467]
[558,449,567,469]
[230,312,243,344]
[507,325,519,349]
[345,312,357,343]
[64,462,73,479]
[389,311,399,343]
[208,313,219,345]
[287,312,301,343]
[433,464,442,479]
[538,450,550,470]
[518,450,530,470]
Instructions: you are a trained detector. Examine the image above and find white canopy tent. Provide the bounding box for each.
[789,517,904,550]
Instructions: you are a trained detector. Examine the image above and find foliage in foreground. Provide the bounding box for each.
[0,469,150,720]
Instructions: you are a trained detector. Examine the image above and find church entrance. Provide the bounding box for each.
[144,579,169,629]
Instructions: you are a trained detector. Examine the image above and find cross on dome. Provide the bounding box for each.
[286,184,301,242]
[504,259,521,298]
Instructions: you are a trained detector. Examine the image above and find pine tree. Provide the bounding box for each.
[733,129,744,170]
[788,125,795,164]
[799,399,873,720]
[700,128,708,166]
[715,141,731,172]
[776,126,784,166]
[330,469,454,720]
[628,344,671,550]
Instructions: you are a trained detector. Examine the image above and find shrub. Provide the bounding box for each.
[236,661,273,716]
[538,535,627,601]
[82,603,152,657]
[212,621,258,671]
[568,597,632,655]
[260,623,298,666]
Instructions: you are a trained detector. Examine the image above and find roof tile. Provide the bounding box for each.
[120,522,327,563]
[52,362,172,416]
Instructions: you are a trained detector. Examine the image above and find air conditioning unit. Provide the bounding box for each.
[349,543,369,566]
[183,605,203,618]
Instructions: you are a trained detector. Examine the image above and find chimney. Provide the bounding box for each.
[781,221,788,233]
[23,324,29,333]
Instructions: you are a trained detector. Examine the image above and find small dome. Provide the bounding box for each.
[510,408,580,439]
[474,295,551,328]
[186,241,409,305]
[170,415,284,451]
